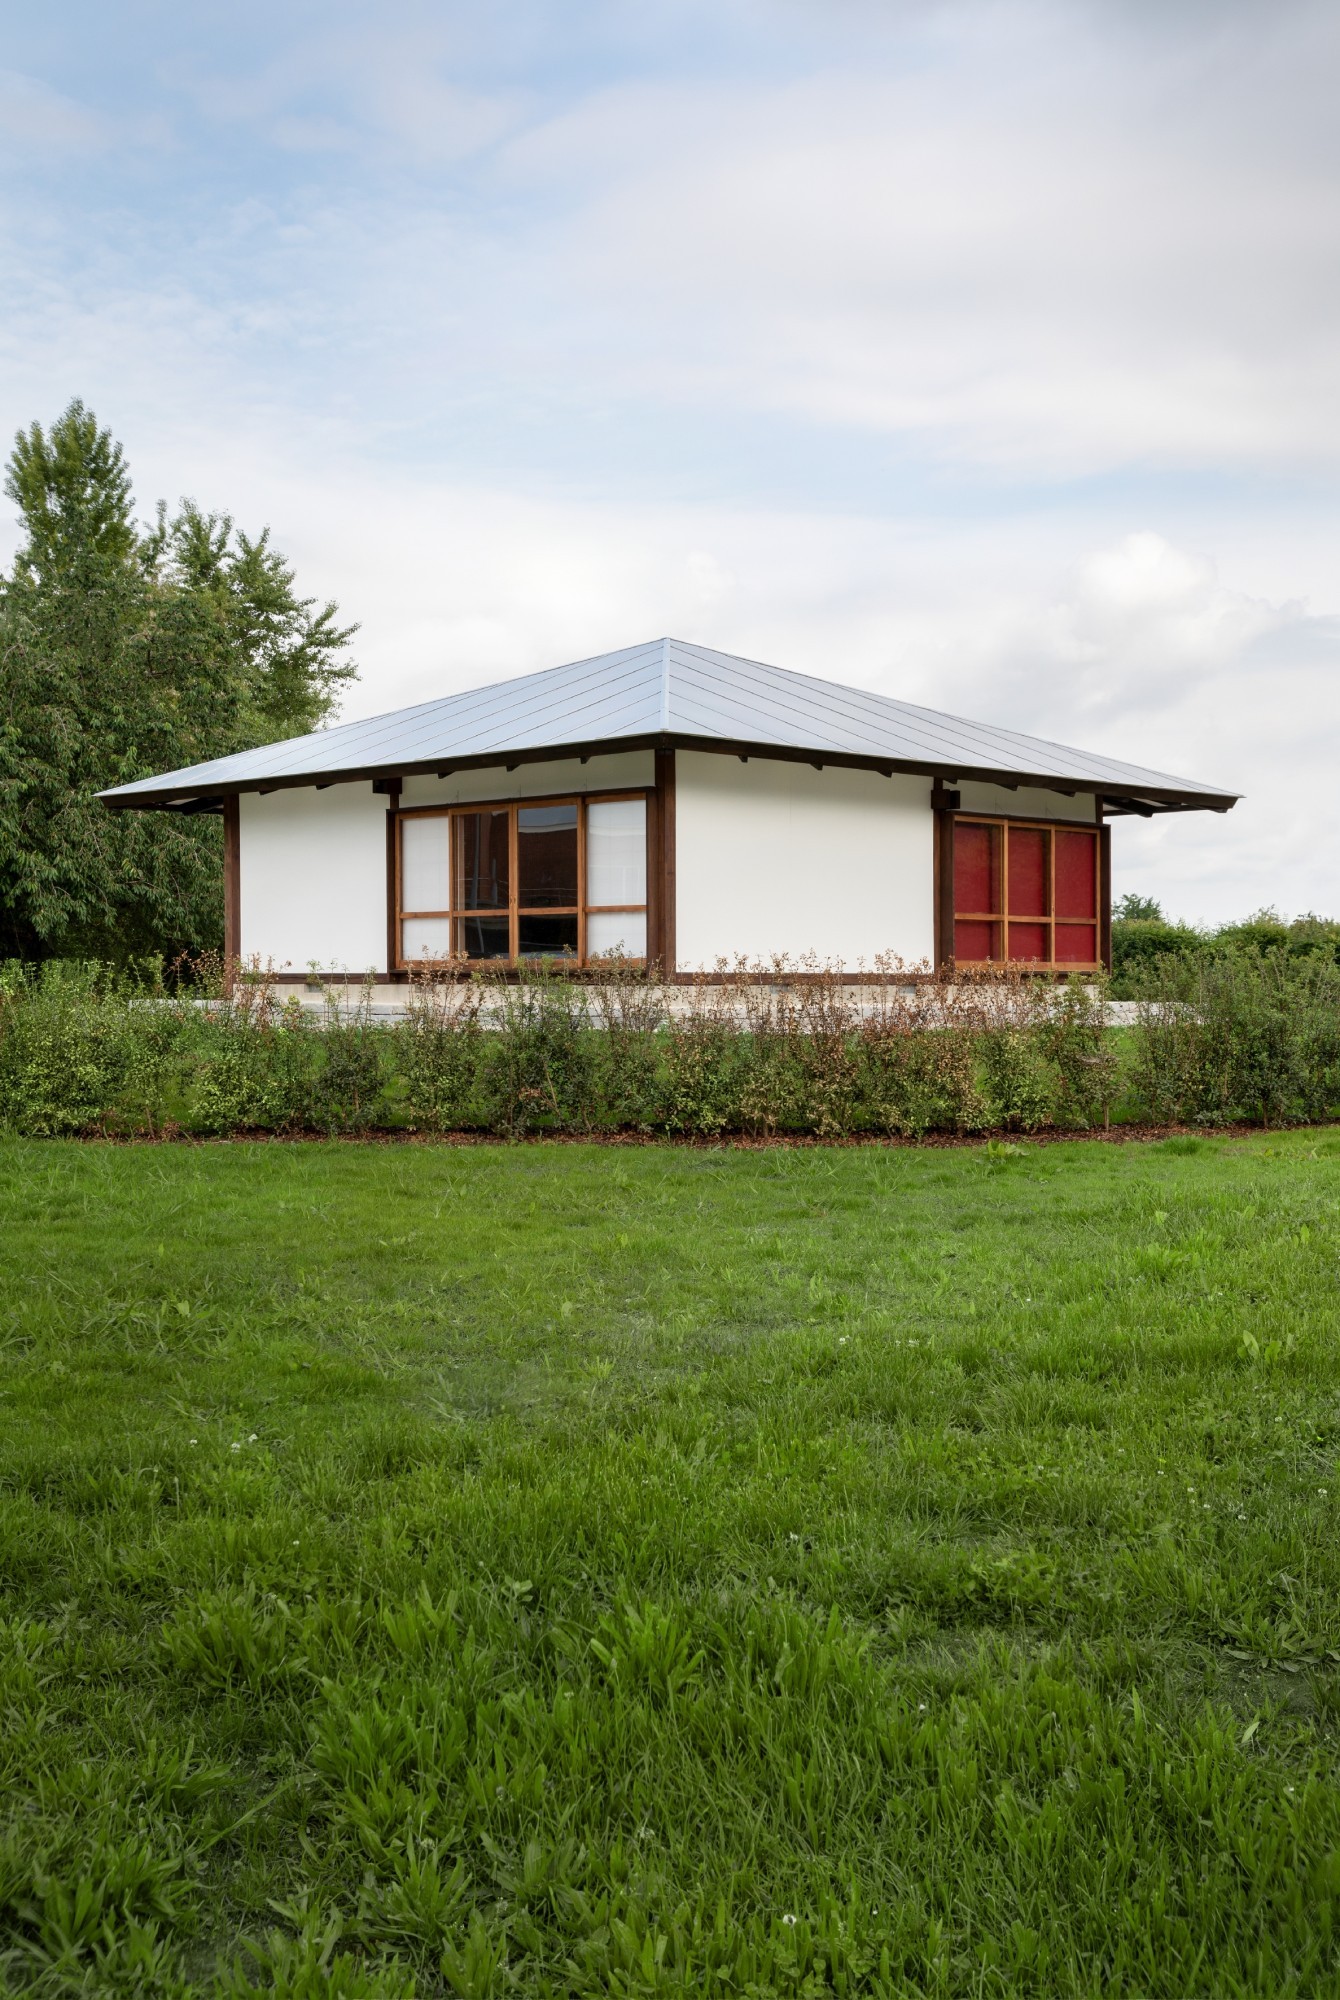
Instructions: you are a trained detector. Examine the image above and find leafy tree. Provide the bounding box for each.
[0,401,357,962]
[1113,892,1163,922]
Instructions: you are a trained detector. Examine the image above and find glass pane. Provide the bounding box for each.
[517,804,578,908]
[954,920,998,962]
[1055,830,1098,919]
[1008,922,1049,962]
[1007,828,1048,918]
[1055,923,1098,965]
[401,916,454,961]
[517,912,578,957]
[455,810,509,911]
[456,915,511,960]
[586,798,646,906]
[586,911,647,960]
[954,823,1000,915]
[400,815,450,912]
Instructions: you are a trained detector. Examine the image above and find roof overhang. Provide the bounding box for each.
[99,730,1239,817]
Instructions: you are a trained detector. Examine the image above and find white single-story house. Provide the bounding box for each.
[100,637,1236,978]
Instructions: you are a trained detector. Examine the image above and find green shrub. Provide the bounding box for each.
[979,1026,1060,1132]
[1036,980,1119,1128]
[306,982,388,1135]
[4,948,1336,1141]
[394,975,484,1132]
[0,960,184,1136]
[1132,948,1340,1126]
[586,960,664,1133]
[660,1014,747,1136]
[860,1025,983,1137]
[476,964,596,1137]
[191,980,319,1134]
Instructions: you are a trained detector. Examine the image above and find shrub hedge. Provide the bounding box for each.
[1,950,1337,1139]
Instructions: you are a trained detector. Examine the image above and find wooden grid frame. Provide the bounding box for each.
[394,788,650,969]
[947,812,1104,972]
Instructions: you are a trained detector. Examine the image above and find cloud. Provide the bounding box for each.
[488,1,1340,473]
[0,69,104,156]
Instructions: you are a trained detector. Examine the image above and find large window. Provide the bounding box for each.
[397,794,648,967]
[951,816,1100,969]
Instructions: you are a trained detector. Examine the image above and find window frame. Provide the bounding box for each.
[394,787,651,969]
[946,811,1104,972]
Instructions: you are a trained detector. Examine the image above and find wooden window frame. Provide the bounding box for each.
[944,811,1105,973]
[394,787,651,970]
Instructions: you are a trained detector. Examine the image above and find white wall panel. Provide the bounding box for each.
[674,754,934,970]
[239,785,388,974]
[957,783,1097,823]
[400,751,653,809]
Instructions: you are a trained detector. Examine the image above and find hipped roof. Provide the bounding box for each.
[100,636,1238,816]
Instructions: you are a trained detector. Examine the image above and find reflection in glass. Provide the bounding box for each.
[586,798,646,905]
[457,915,510,960]
[517,912,579,957]
[517,804,578,908]
[455,810,509,910]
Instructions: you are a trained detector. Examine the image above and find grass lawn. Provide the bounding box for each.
[4,1132,1340,1996]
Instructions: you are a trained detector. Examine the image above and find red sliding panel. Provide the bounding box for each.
[1054,826,1099,966]
[1007,827,1048,917]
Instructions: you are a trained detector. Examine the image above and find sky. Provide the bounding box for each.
[2,0,1338,923]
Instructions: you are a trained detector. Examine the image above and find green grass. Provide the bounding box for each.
[4,1132,1340,1996]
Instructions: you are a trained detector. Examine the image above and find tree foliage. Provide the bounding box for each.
[0,401,357,961]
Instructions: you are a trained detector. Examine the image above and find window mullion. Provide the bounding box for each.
[509,806,519,961]
[578,798,587,966]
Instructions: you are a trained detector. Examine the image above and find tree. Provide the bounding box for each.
[1113,892,1163,923]
[0,401,358,962]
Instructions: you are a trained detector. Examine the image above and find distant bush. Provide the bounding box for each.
[1112,902,1340,998]
[1110,918,1204,996]
[1131,946,1340,1126]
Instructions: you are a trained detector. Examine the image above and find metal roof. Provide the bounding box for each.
[99,636,1238,815]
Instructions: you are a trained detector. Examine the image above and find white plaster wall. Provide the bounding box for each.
[957,782,1097,823]
[239,785,389,974]
[400,750,653,809]
[674,753,934,970]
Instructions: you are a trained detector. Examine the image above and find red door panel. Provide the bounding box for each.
[954,822,999,915]
[1055,829,1097,920]
[954,920,998,962]
[1007,922,1049,961]
[1007,827,1048,917]
[1054,922,1098,964]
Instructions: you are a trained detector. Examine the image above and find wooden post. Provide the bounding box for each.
[654,749,676,974]
[1099,817,1113,973]
[931,783,959,971]
[384,783,401,978]
[223,796,240,986]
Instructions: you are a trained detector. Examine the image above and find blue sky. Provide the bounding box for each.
[4,0,1339,921]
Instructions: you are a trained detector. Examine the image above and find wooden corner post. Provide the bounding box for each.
[653,749,676,975]
[223,797,241,979]
[383,782,402,978]
[931,783,959,971]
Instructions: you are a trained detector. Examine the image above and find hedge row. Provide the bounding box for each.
[1,951,1338,1139]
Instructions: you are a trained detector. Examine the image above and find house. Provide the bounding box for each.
[99,637,1236,978]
